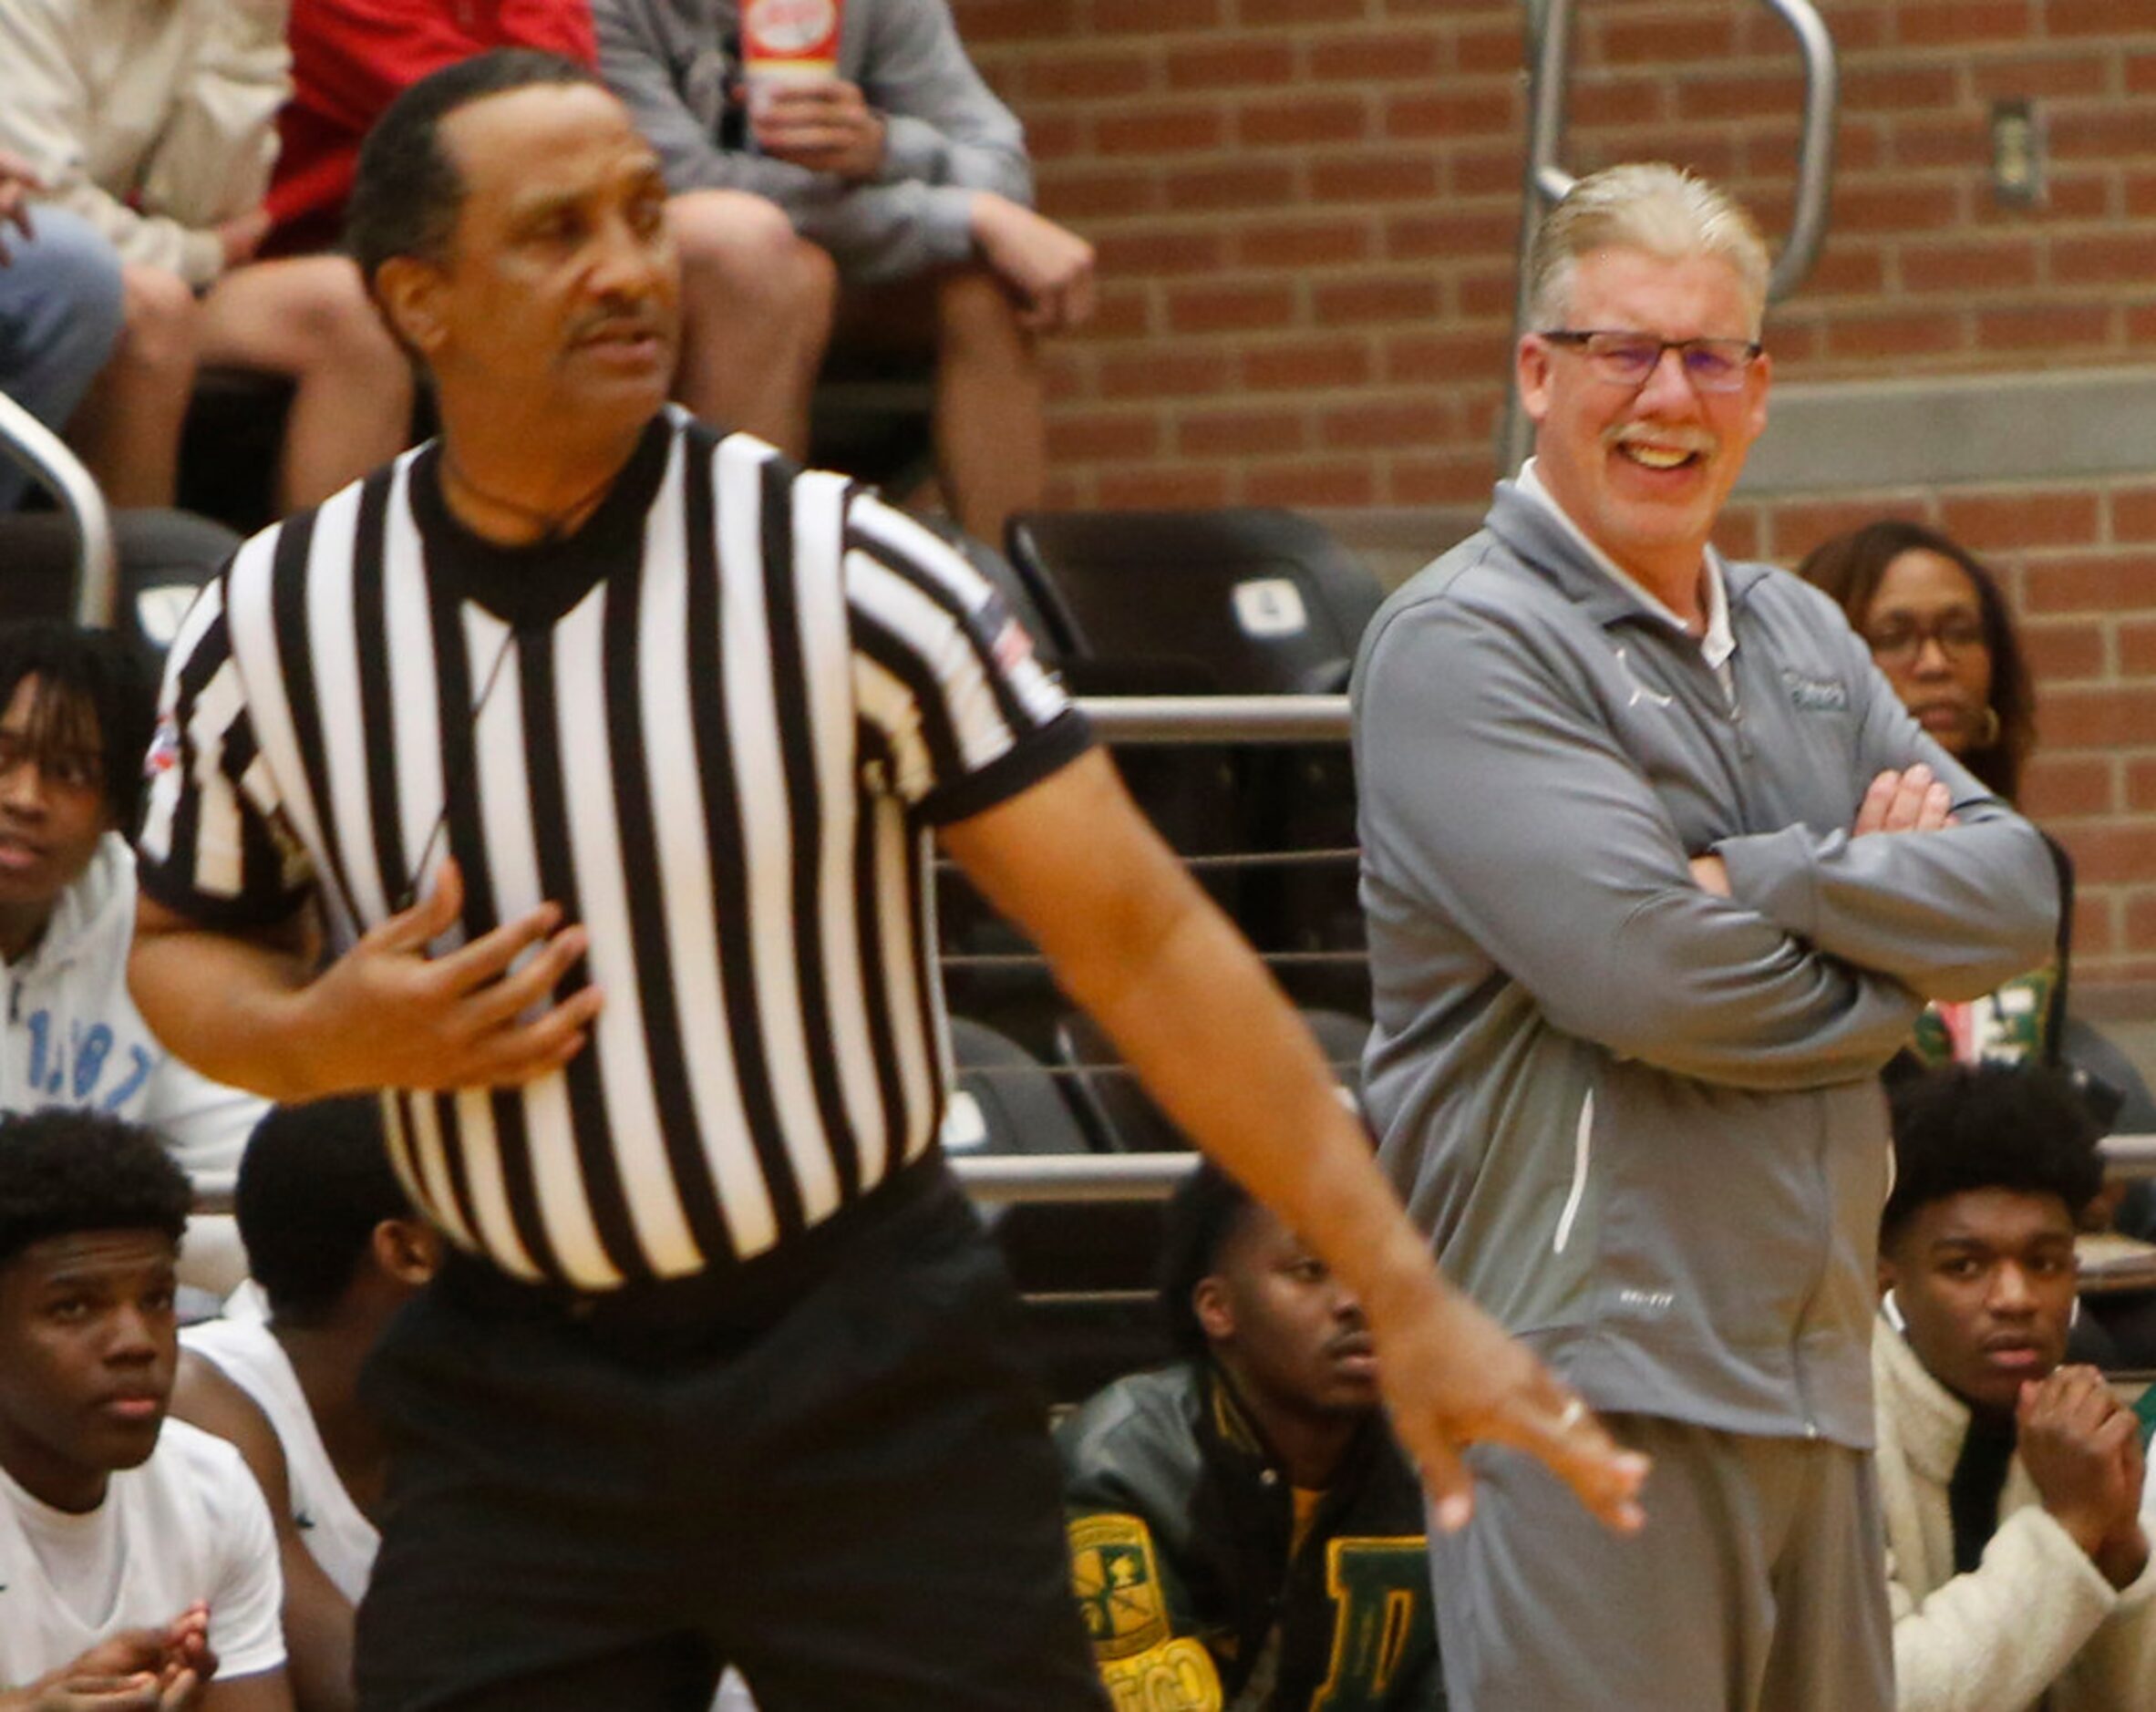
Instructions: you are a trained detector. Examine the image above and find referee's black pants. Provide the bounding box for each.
[353,1158,1109,1711]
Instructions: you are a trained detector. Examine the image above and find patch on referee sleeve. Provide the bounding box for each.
[991,612,1035,676]
[1098,1637,1223,1711]
[1068,1514,1171,1659]
[146,712,181,778]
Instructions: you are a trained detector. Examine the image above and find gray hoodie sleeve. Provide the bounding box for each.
[593,0,1020,283]
[1712,624,2059,1002]
[593,0,824,201]
[1355,593,1924,1091]
[861,0,1031,203]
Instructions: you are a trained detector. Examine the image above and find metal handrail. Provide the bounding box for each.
[160,683,2154,1207]
[955,1134,2156,1204]
[184,1132,2156,1219]
[1500,0,1841,474]
[2103,1132,2156,1181]
[1759,0,1840,304]
[1076,694,1349,743]
[955,1152,1198,1204]
[0,388,118,626]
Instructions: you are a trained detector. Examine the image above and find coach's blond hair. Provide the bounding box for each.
[1525,163,1770,334]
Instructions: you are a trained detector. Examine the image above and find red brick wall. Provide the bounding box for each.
[947,1,2156,994]
[952,0,2156,504]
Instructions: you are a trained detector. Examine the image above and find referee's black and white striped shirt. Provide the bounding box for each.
[139,410,1090,1291]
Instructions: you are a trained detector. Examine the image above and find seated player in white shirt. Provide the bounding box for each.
[0,1108,289,1711]
[1876,1062,2156,1708]
[174,1099,439,1712]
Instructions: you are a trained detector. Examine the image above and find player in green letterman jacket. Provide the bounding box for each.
[1057,1161,1440,1712]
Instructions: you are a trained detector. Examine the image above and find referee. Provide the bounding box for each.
[129,51,1643,1712]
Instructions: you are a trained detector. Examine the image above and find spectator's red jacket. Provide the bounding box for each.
[266,0,596,253]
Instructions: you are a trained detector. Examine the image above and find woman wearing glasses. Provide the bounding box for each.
[1799,520,2035,807]
[1799,520,2055,1067]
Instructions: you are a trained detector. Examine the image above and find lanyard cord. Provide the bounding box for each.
[393,618,521,914]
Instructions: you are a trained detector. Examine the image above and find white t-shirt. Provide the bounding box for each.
[0,1420,285,1687]
[181,1316,378,1602]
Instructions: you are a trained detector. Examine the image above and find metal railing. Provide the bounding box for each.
[975,692,2156,1200]
[1499,0,1841,475]
[2103,1133,2156,1181]
[956,1152,1199,1204]
[184,1132,2156,1218]
[954,1135,2156,1205]
[0,389,119,626]
[172,694,2156,1210]
[1077,693,1349,743]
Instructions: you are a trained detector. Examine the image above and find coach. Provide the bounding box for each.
[128,51,1640,1712]
[1351,163,2058,1711]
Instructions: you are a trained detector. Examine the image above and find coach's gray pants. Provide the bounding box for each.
[1429,1413,1892,1711]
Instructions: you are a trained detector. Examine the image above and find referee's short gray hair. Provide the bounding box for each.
[1525,163,1770,335]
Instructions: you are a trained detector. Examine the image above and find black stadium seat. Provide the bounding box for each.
[1006,508,1384,1006]
[1003,507,1383,693]
[950,1016,1171,1403]
[946,1015,1094,1162]
[0,507,235,672]
[1052,1008,1186,1156]
[1050,1006,1367,1155]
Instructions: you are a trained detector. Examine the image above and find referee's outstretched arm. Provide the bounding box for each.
[938,747,1648,1535]
[129,749,1647,1537]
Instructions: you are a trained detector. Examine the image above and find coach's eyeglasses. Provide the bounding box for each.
[1536,330,1764,395]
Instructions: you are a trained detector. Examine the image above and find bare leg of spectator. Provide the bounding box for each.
[831,266,1046,546]
[669,191,835,456]
[930,266,1046,547]
[195,255,414,512]
[69,264,200,509]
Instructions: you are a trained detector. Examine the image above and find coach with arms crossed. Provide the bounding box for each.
[128,51,1640,1712]
[1351,161,2058,1712]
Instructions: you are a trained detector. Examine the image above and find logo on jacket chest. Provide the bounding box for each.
[1780,669,1850,714]
[1612,646,1675,710]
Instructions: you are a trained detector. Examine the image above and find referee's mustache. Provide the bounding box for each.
[568,302,673,345]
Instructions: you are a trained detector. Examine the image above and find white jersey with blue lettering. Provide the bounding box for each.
[0,834,265,1196]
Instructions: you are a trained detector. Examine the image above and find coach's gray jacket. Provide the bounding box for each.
[593,0,1030,284]
[1350,482,2058,1448]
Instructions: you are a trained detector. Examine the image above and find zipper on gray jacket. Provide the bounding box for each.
[1553,1089,1593,1254]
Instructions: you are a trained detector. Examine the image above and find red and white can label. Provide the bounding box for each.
[742,0,841,80]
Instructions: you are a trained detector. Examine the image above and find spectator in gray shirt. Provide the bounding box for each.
[1350,161,2058,1711]
[593,0,1093,543]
